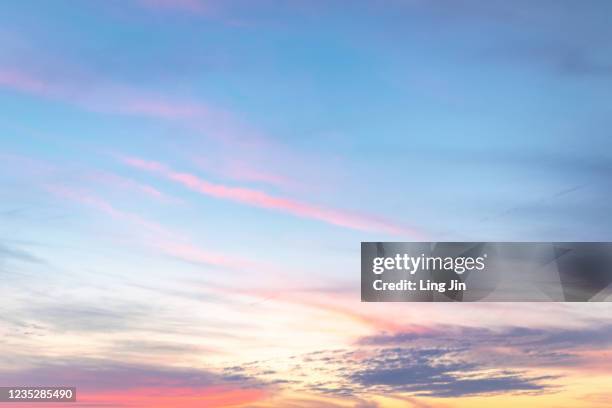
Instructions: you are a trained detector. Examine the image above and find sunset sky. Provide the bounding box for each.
[1,1,612,407]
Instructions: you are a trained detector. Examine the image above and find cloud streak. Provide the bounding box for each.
[0,69,53,95]
[121,156,419,236]
[0,242,45,265]
[0,66,267,147]
[45,184,255,270]
[89,171,181,204]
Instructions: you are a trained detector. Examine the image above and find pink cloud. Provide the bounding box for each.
[93,172,163,198]
[226,166,292,189]
[0,67,371,216]
[121,156,422,237]
[0,66,294,186]
[118,97,213,120]
[193,156,297,190]
[121,156,170,172]
[90,171,181,203]
[0,68,52,95]
[0,67,264,149]
[0,68,198,118]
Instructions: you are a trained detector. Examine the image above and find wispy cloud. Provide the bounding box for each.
[0,68,53,95]
[0,66,307,192]
[0,67,265,146]
[193,156,297,190]
[45,184,255,270]
[46,185,174,238]
[121,156,420,236]
[0,242,45,265]
[232,285,432,334]
[25,301,152,333]
[89,171,178,203]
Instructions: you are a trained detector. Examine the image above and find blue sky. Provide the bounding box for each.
[2,0,611,244]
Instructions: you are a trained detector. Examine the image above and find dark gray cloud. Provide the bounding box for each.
[236,345,556,399]
[356,323,612,373]
[420,375,553,398]
[346,348,554,398]
[359,323,612,350]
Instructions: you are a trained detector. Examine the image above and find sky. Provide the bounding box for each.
[1,0,612,407]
